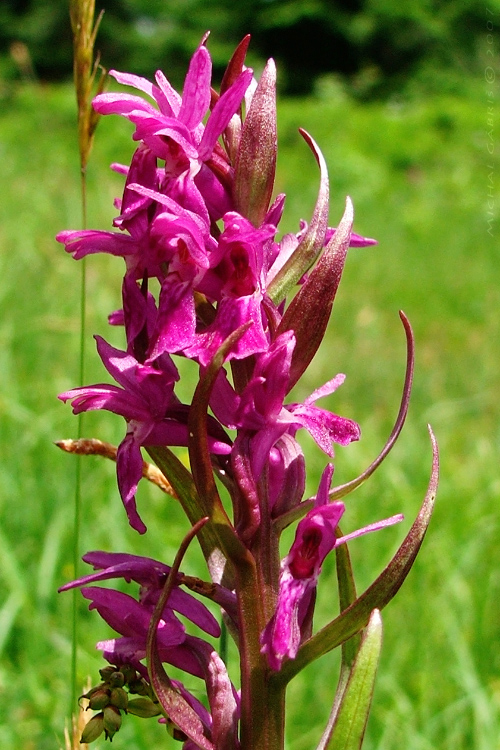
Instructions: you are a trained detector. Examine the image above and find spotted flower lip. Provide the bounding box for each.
[260,464,404,671]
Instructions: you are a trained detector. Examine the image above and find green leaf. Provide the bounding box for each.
[126,697,162,718]
[335,531,361,671]
[146,445,223,568]
[317,609,383,750]
[146,519,215,750]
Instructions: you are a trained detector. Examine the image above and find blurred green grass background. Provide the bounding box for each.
[0,77,499,749]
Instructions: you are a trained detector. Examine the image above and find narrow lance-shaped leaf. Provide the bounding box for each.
[219,34,251,163]
[329,310,415,501]
[316,609,383,750]
[233,58,277,226]
[273,425,438,686]
[335,528,361,671]
[268,129,329,305]
[188,323,255,567]
[146,518,215,750]
[146,445,226,575]
[317,530,362,737]
[277,196,353,392]
[273,310,415,533]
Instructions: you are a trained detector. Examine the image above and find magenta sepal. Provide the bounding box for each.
[58,551,221,638]
[58,336,231,533]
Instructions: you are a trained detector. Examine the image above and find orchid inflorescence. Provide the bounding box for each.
[57,33,438,750]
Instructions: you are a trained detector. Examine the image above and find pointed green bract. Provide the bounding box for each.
[268,130,329,305]
[335,532,361,671]
[330,311,415,501]
[318,610,383,750]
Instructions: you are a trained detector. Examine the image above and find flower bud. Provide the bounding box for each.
[120,663,137,685]
[80,713,105,744]
[108,670,125,688]
[99,666,116,681]
[128,677,149,695]
[127,697,162,718]
[87,687,111,711]
[110,686,128,711]
[233,58,277,226]
[103,705,122,739]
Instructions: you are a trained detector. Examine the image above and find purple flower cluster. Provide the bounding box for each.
[58,36,414,749]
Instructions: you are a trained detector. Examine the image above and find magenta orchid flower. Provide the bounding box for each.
[93,44,252,221]
[59,336,230,532]
[61,550,239,748]
[57,33,436,750]
[261,465,404,670]
[56,147,215,285]
[213,330,360,480]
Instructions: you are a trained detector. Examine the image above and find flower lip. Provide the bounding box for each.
[261,464,404,670]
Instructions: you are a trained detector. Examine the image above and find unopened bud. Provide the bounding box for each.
[80,683,106,701]
[81,713,104,743]
[127,697,162,718]
[88,687,111,710]
[128,677,149,695]
[103,705,122,739]
[234,58,277,226]
[99,666,116,681]
[110,686,128,711]
[120,663,137,684]
[108,670,125,688]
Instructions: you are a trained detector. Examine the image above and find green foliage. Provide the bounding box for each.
[1,0,498,96]
[0,77,499,749]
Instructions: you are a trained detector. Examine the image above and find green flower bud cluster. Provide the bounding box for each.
[80,665,162,743]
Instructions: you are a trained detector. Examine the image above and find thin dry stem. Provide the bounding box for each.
[55,438,178,498]
[70,0,107,170]
[63,678,91,750]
